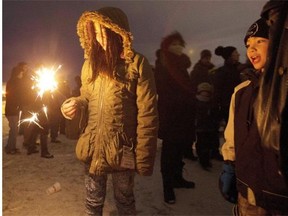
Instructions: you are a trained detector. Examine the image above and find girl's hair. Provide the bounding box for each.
[89,23,123,82]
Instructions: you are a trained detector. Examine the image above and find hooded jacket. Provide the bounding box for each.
[70,7,158,176]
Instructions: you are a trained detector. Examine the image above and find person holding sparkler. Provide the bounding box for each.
[61,7,158,215]
[21,65,57,159]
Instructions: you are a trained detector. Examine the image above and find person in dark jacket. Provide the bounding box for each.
[190,49,223,164]
[220,17,288,214]
[154,31,196,204]
[190,49,215,87]
[254,0,288,183]
[4,63,26,154]
[194,82,220,170]
[213,45,242,124]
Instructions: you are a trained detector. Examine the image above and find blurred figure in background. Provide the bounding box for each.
[21,65,54,159]
[190,50,221,169]
[49,73,71,141]
[190,49,215,87]
[254,0,288,183]
[4,62,26,154]
[154,31,196,204]
[194,82,218,170]
[213,46,242,124]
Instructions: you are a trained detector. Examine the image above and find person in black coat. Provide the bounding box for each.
[4,63,26,154]
[154,31,196,204]
[213,46,243,124]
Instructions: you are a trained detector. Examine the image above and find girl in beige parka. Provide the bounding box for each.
[61,7,158,215]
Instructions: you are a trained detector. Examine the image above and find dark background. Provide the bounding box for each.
[3,0,265,87]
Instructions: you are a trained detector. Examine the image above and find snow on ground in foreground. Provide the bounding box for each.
[2,115,233,216]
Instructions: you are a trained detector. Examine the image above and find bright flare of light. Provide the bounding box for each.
[32,65,62,98]
[43,106,48,119]
[18,112,43,129]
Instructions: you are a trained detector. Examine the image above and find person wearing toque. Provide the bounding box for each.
[213,45,242,125]
[219,16,288,215]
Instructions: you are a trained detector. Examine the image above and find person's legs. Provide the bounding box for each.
[40,126,53,158]
[196,132,212,170]
[49,114,61,143]
[85,174,107,216]
[112,170,136,215]
[161,140,177,204]
[25,124,39,155]
[5,115,19,153]
[59,116,66,135]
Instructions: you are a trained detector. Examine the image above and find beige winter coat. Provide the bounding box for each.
[67,7,158,176]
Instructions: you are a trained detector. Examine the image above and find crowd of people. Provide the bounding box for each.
[4,0,288,215]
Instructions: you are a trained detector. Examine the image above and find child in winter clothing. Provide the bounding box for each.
[195,82,219,170]
[61,7,158,215]
[219,16,288,215]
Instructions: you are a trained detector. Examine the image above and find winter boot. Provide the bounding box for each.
[174,161,195,188]
[164,186,175,204]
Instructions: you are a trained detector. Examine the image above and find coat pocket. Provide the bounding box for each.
[103,132,135,170]
[75,132,95,162]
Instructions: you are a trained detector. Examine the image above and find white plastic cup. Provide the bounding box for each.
[46,182,61,195]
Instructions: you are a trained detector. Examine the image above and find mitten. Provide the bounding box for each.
[219,161,238,203]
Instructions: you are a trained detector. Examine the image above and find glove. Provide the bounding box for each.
[219,161,238,203]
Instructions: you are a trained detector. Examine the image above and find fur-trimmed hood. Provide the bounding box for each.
[77,7,134,63]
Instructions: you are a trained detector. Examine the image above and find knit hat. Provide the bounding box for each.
[200,49,212,59]
[214,46,236,60]
[244,18,269,44]
[160,31,185,50]
[196,82,213,102]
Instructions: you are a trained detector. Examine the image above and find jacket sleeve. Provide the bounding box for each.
[61,60,90,120]
[221,81,251,161]
[221,89,236,161]
[135,54,159,176]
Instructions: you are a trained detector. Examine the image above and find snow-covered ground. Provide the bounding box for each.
[2,114,233,216]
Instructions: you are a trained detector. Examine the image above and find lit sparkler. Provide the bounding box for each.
[19,65,62,129]
[32,65,62,99]
[18,112,43,129]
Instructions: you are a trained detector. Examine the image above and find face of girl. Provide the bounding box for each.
[246,37,269,71]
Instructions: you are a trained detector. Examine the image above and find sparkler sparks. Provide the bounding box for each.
[32,65,61,99]
[18,112,43,129]
[18,65,62,129]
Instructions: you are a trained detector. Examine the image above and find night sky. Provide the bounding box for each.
[3,0,266,86]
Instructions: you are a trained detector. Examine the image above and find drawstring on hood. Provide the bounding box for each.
[77,7,134,63]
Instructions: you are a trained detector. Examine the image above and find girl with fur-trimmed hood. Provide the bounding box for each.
[61,7,158,215]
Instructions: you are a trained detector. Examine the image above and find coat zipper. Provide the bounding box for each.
[94,76,106,170]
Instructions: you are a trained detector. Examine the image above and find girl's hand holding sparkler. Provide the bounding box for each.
[61,99,78,120]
